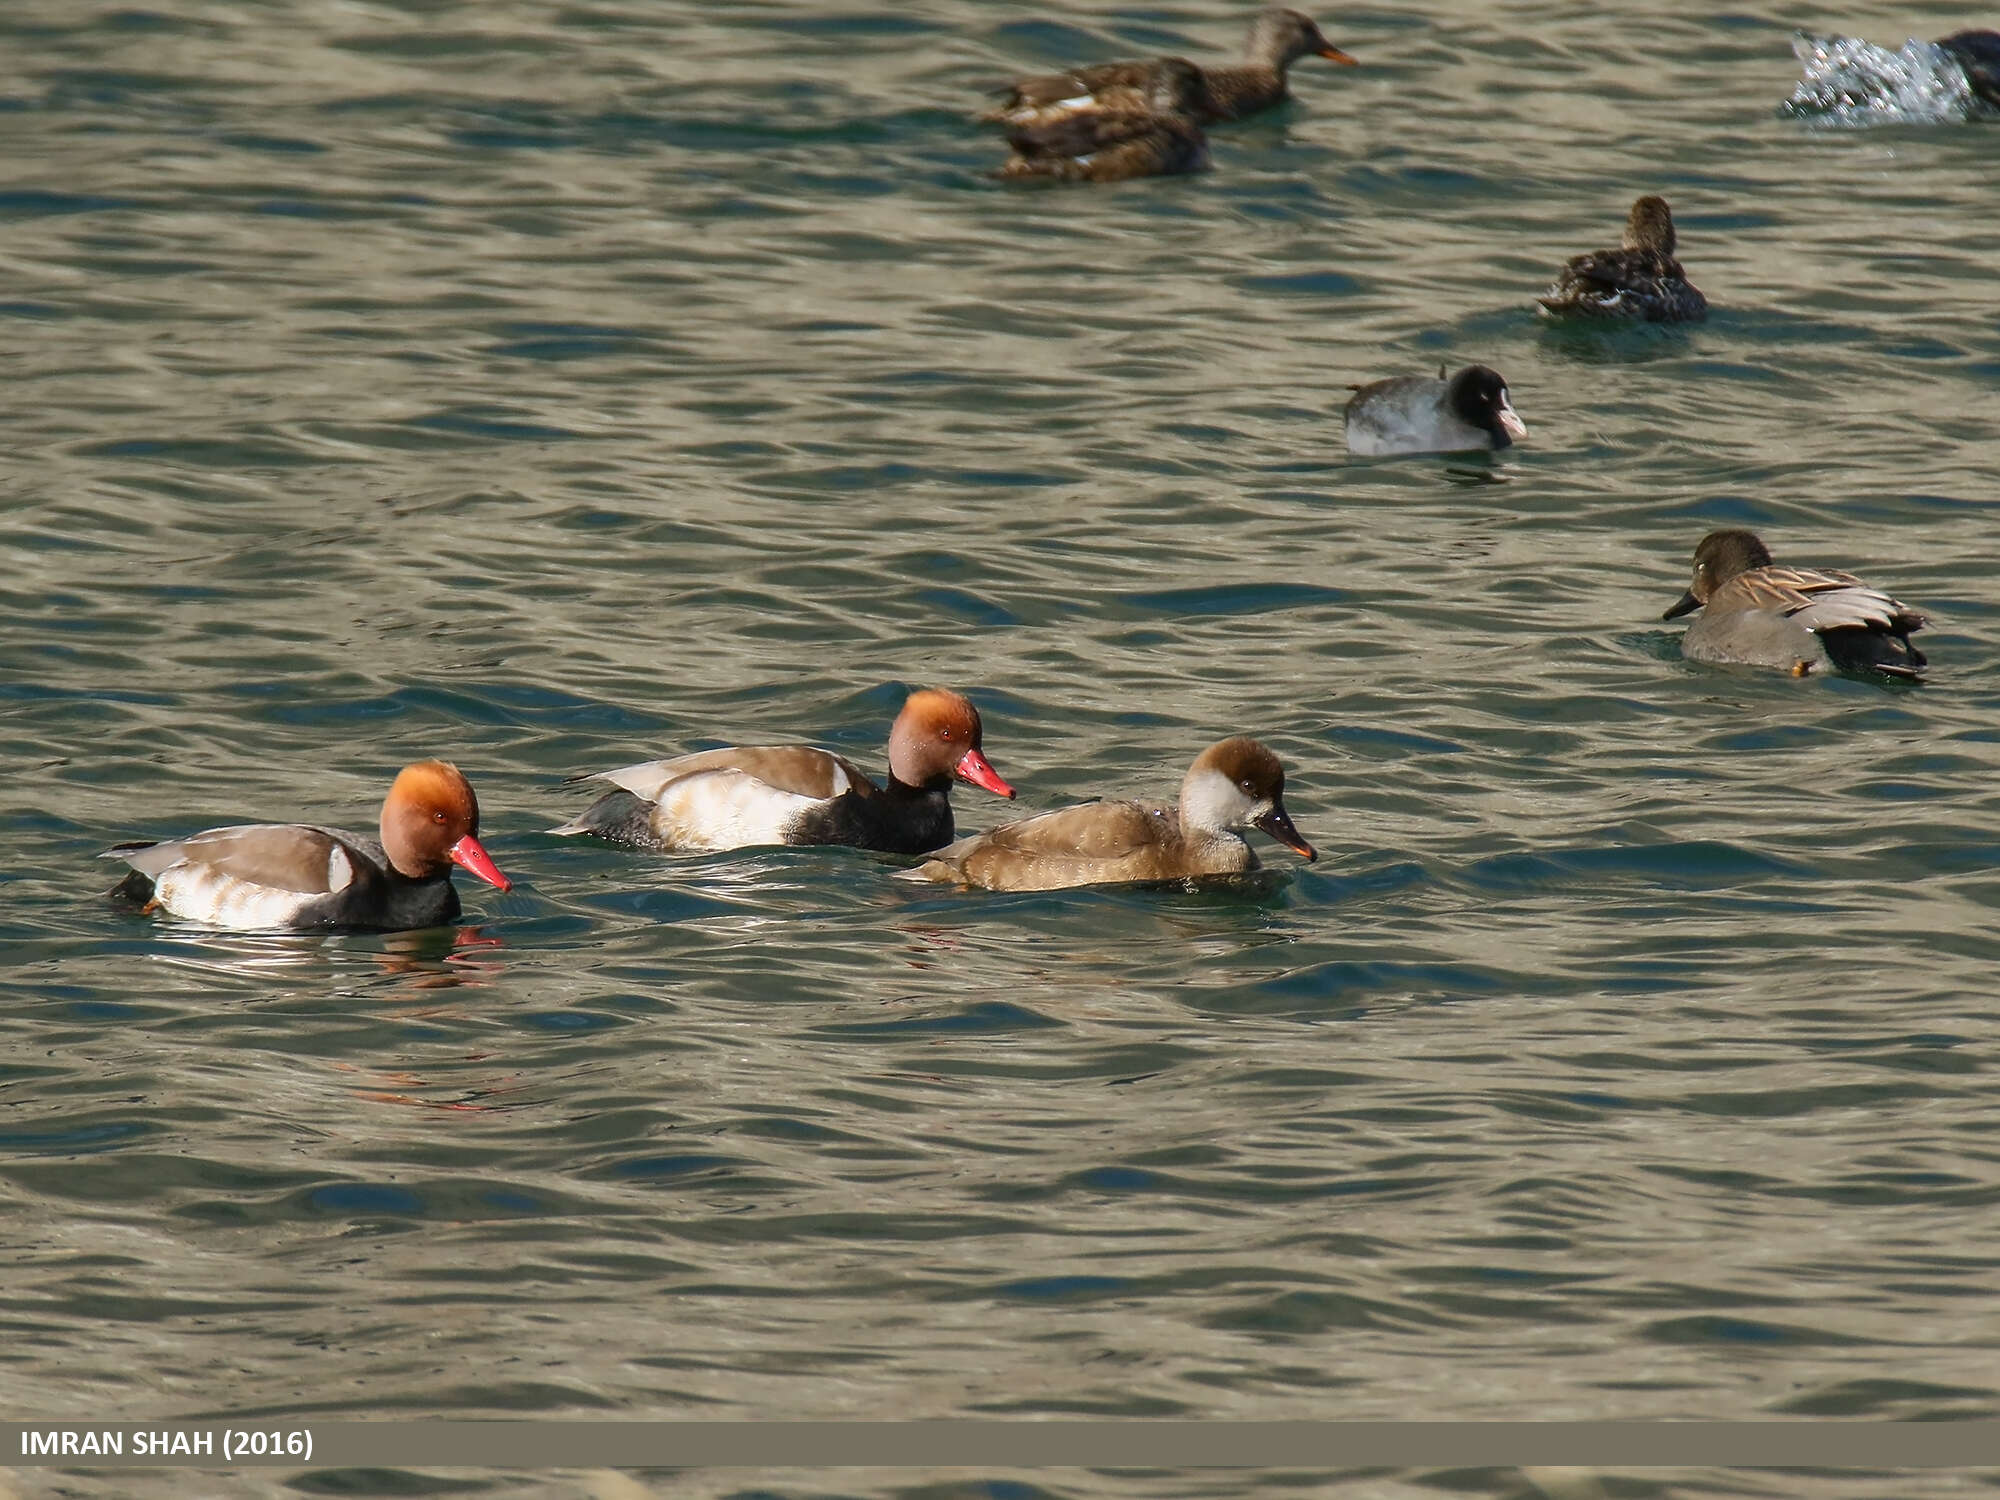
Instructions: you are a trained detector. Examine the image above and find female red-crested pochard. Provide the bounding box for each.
[905,736,1316,892]
[550,688,1015,855]
[104,760,511,931]
[986,8,1358,129]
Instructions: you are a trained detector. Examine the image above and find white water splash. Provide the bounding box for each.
[1781,31,1992,126]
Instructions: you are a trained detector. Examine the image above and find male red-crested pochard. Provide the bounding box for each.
[105,760,512,931]
[550,688,1016,855]
[905,736,1316,893]
[1662,529,1928,679]
[986,8,1358,129]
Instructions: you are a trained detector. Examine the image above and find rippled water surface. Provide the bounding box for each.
[6,0,2000,1491]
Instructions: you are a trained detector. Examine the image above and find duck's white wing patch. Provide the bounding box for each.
[648,768,828,851]
[326,844,355,892]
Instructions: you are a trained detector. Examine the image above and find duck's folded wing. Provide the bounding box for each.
[986,62,1160,122]
[987,800,1171,854]
[580,746,875,802]
[104,824,366,895]
[1782,582,1926,636]
[1724,566,1923,633]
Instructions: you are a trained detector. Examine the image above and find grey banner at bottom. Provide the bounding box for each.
[3,1421,1997,1469]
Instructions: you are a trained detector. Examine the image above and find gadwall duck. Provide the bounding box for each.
[905,736,1315,892]
[986,6,1357,128]
[1663,529,1928,679]
[995,57,1210,182]
[1345,364,1526,456]
[1539,195,1708,323]
[105,760,511,930]
[551,688,1015,854]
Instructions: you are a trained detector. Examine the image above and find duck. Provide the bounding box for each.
[995,57,1210,183]
[104,760,512,931]
[1937,30,2000,107]
[550,688,1015,854]
[904,736,1315,892]
[1344,364,1526,457]
[1538,195,1708,323]
[1662,529,1928,679]
[986,8,1358,128]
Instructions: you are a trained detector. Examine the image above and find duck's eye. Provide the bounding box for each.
[433,811,447,824]
[1239,779,1256,794]
[939,728,955,741]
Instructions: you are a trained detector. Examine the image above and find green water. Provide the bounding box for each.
[4,0,2000,1495]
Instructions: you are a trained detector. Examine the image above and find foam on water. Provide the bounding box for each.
[1781,31,1992,126]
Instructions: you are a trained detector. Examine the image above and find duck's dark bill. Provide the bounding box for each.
[1253,807,1317,862]
[1320,47,1360,65]
[1663,589,1702,621]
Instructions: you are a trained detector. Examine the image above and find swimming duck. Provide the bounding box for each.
[1344,364,1526,456]
[551,688,1015,854]
[987,7,1357,128]
[1663,529,1927,679]
[1937,30,2000,106]
[995,57,1210,183]
[905,736,1315,892]
[1538,195,1708,323]
[104,760,511,931]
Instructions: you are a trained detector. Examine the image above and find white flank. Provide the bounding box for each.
[154,867,317,930]
[650,769,824,851]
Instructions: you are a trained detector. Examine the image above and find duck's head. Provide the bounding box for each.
[1623,195,1678,254]
[1247,8,1358,70]
[380,760,510,888]
[1447,365,1528,448]
[1664,528,1773,619]
[1180,737,1316,860]
[888,688,1015,799]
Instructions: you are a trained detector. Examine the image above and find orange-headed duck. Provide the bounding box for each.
[987,8,1357,129]
[105,760,511,931]
[906,736,1315,892]
[1663,529,1928,679]
[551,688,1015,855]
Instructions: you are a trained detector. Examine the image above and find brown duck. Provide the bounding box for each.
[996,57,1210,182]
[1538,195,1708,323]
[987,7,1358,128]
[905,736,1316,893]
[1662,529,1927,679]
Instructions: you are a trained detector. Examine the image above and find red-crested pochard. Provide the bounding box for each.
[550,688,1015,855]
[104,760,511,931]
[905,736,1316,892]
